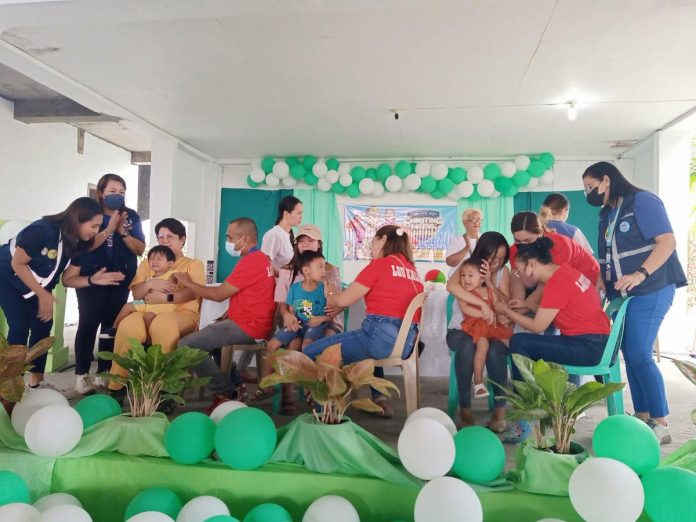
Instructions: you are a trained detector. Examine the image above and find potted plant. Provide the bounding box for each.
[259,345,419,486]
[0,334,54,414]
[497,354,625,496]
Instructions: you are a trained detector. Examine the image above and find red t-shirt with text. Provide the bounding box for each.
[355,254,424,322]
[226,250,276,339]
[540,264,610,336]
[510,231,599,284]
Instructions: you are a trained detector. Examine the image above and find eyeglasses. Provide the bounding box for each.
[157,234,179,241]
[513,263,528,278]
[465,218,483,224]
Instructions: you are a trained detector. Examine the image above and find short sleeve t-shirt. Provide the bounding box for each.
[226,250,276,339]
[356,254,424,322]
[286,281,326,322]
[445,235,477,276]
[261,225,294,271]
[540,264,610,337]
[633,191,673,239]
[130,256,205,315]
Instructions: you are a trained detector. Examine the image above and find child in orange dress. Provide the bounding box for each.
[457,257,512,398]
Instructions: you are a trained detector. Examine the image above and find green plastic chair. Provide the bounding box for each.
[562,296,632,416]
[446,294,459,420]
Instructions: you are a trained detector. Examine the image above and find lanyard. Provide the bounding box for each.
[604,198,623,280]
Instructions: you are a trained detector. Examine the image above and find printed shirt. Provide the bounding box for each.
[226,250,276,339]
[286,281,326,322]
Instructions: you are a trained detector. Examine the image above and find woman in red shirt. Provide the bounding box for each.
[496,237,609,373]
[303,224,424,415]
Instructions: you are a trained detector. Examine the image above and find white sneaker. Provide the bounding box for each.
[75,374,96,395]
[647,419,672,445]
[93,376,107,388]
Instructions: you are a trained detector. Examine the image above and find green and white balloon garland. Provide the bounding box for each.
[247,153,556,201]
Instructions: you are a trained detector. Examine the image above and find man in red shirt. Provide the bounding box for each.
[173,217,275,409]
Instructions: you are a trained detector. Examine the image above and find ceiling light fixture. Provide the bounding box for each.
[567,101,578,121]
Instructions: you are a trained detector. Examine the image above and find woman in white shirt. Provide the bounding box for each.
[261,195,303,273]
[445,208,482,275]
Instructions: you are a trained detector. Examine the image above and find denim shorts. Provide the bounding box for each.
[273,322,329,346]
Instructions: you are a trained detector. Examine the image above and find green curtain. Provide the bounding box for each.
[293,188,343,273]
[457,196,515,244]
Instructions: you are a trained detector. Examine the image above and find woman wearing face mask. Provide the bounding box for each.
[62,174,145,394]
[0,197,124,388]
[582,162,686,444]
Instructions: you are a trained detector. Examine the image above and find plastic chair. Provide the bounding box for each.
[562,297,632,416]
[446,294,459,420]
[374,292,427,416]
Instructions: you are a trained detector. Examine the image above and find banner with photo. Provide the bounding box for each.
[343,204,456,262]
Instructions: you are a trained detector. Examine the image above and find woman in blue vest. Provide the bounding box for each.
[0,197,125,388]
[62,174,145,395]
[583,162,687,444]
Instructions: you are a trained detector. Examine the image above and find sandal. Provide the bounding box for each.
[473,383,490,398]
[251,387,277,402]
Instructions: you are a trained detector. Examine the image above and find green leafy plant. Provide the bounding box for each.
[673,359,696,424]
[99,340,209,417]
[0,334,54,403]
[259,344,399,425]
[495,354,625,454]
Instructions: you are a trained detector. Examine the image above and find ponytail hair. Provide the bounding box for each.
[539,193,569,226]
[276,195,302,243]
[43,197,103,258]
[374,224,414,264]
[515,236,555,265]
[511,211,549,236]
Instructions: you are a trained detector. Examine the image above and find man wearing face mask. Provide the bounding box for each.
[173,217,275,412]
[64,174,145,394]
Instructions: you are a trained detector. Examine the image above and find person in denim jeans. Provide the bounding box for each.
[303,224,424,417]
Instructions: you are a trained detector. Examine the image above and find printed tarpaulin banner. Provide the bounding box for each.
[343,204,456,262]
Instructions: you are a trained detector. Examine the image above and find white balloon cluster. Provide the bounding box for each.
[176,496,229,522]
[302,495,360,522]
[0,492,89,522]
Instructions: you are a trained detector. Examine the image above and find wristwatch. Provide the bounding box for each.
[636,267,650,279]
[166,293,174,303]
[120,231,130,238]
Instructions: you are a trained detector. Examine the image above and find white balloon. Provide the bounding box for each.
[399,180,411,193]
[359,178,375,195]
[405,407,457,436]
[398,418,455,480]
[515,155,531,171]
[12,389,68,436]
[404,174,421,191]
[0,503,40,522]
[265,174,280,187]
[325,169,339,184]
[569,458,644,522]
[372,183,385,197]
[40,504,92,522]
[127,513,175,522]
[467,166,484,184]
[312,162,328,178]
[0,220,31,245]
[415,161,431,177]
[456,181,474,199]
[490,190,501,198]
[541,171,554,185]
[34,493,83,512]
[501,161,516,178]
[384,175,403,192]
[281,176,297,187]
[528,177,539,188]
[209,401,247,424]
[272,161,289,179]
[25,405,83,457]
[317,179,332,192]
[477,179,495,198]
[338,174,352,187]
[176,496,229,522]
[414,477,482,522]
[446,190,460,201]
[302,495,359,522]
[337,163,351,176]
[249,168,266,184]
[431,163,448,180]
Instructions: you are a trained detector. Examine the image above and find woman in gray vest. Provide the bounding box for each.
[582,162,687,444]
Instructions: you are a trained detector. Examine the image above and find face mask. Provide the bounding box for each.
[585,187,605,207]
[225,238,243,257]
[104,194,125,210]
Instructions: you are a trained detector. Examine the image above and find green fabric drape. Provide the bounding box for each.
[457,196,515,244]
[293,188,343,273]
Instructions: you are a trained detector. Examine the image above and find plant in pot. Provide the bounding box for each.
[0,334,54,415]
[496,354,625,496]
[259,344,419,486]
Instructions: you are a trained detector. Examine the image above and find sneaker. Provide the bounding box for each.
[647,419,672,445]
[75,374,96,395]
[93,376,108,388]
[99,328,116,339]
[28,380,59,391]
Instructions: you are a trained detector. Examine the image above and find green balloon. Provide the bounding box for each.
[512,170,531,187]
[410,162,417,173]
[394,160,411,178]
[332,183,346,194]
[437,178,454,194]
[347,183,361,198]
[468,186,482,201]
[448,167,466,184]
[528,160,546,177]
[0,470,29,506]
[350,166,366,182]
[215,407,277,470]
[303,155,317,169]
[366,168,377,180]
[261,156,275,174]
[74,394,122,429]
[204,517,241,522]
[124,487,183,520]
[376,163,392,180]
[503,184,519,197]
[243,503,292,522]
[286,156,299,167]
[494,177,513,194]
[304,172,319,186]
[452,426,505,484]
[420,176,437,193]
[431,190,445,199]
[290,163,306,180]
[326,158,339,171]
[643,467,696,522]
[593,415,660,475]
[246,176,260,188]
[165,412,215,465]
[483,163,501,180]
[539,152,555,169]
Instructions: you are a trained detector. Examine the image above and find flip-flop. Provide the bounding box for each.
[251,387,277,402]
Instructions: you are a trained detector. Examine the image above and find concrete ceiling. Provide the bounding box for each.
[0,0,695,160]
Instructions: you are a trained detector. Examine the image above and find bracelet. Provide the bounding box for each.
[635,267,650,279]
[87,275,93,286]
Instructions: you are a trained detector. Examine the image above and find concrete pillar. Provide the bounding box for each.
[149,138,177,236]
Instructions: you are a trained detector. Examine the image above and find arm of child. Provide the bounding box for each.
[284,305,301,332]
[455,288,495,324]
[496,301,558,334]
[308,315,330,327]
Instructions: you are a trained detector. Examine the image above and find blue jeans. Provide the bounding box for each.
[509,332,608,381]
[0,274,52,373]
[622,285,674,418]
[273,322,328,346]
